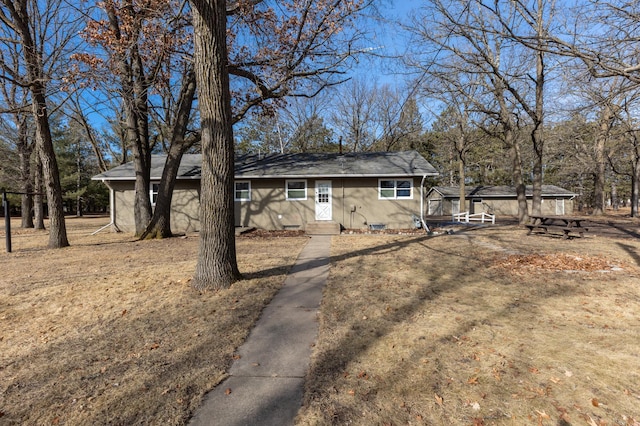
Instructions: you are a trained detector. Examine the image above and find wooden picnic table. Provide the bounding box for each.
[525,215,589,239]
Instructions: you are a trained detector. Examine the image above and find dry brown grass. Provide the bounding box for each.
[3,215,640,426]
[298,224,640,426]
[0,216,308,425]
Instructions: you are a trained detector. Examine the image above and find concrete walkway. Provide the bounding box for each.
[189,235,331,426]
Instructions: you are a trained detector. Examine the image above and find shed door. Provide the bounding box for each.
[428,199,442,215]
[556,198,565,215]
[451,200,460,215]
[315,181,332,221]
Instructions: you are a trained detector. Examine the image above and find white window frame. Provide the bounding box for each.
[286,179,307,200]
[150,182,160,206]
[378,179,413,200]
[234,180,251,201]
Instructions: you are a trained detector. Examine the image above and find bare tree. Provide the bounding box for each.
[75,0,193,236]
[189,0,377,290]
[0,83,34,227]
[0,0,77,247]
[408,0,538,223]
[141,65,200,239]
[331,78,378,152]
[371,86,424,152]
[606,88,640,217]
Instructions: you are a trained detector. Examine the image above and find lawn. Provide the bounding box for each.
[298,221,640,426]
[2,215,640,425]
[0,216,308,425]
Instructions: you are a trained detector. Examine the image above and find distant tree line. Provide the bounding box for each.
[2,0,640,287]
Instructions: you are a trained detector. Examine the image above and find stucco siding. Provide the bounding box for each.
[111,181,136,232]
[235,177,423,230]
[339,178,421,229]
[234,178,314,230]
[111,180,200,233]
[170,181,200,232]
[111,176,425,233]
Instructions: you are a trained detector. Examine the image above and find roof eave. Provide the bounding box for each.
[237,172,438,179]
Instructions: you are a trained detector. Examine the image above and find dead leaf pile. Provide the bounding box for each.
[493,253,622,273]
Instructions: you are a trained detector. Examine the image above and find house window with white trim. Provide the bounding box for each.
[234,181,251,201]
[379,179,412,200]
[286,180,307,200]
[150,183,160,206]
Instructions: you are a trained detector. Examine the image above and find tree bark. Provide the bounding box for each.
[632,137,640,217]
[17,118,34,228]
[510,132,529,225]
[190,0,241,290]
[34,150,45,230]
[457,133,466,213]
[33,92,69,248]
[593,105,616,215]
[141,67,198,239]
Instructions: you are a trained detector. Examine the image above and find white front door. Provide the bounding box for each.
[315,181,332,221]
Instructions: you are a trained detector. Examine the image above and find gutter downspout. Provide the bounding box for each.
[420,174,430,233]
[91,181,121,235]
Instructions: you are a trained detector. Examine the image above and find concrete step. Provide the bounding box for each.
[305,221,341,235]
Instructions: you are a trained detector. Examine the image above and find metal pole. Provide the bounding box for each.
[3,190,11,253]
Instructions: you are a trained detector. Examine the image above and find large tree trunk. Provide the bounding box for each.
[497,82,528,224]
[17,120,34,228]
[190,0,241,290]
[593,105,616,215]
[531,123,544,217]
[33,91,69,247]
[132,139,152,235]
[456,133,468,213]
[34,150,45,230]
[458,154,467,213]
[593,141,606,215]
[511,135,529,225]
[141,67,197,239]
[632,147,640,218]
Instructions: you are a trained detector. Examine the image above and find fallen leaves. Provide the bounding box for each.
[434,393,444,407]
[493,253,623,273]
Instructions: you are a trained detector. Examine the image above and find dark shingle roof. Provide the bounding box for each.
[93,151,438,181]
[430,185,576,198]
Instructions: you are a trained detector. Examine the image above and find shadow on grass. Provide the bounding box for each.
[617,242,640,267]
[300,231,585,423]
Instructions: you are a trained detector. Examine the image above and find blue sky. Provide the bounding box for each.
[347,1,423,85]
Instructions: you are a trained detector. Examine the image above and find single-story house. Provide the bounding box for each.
[92,150,439,233]
[425,185,577,216]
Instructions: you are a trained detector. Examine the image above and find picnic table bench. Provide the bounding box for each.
[525,215,589,239]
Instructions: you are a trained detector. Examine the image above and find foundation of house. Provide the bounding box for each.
[305,221,341,235]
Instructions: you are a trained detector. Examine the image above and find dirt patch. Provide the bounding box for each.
[0,217,308,425]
